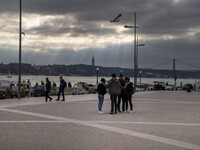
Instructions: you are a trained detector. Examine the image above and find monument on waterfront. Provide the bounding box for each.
[91,56,95,66]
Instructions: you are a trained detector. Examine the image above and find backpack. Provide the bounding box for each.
[132,84,135,95]
[126,82,135,95]
[130,82,135,95]
[63,80,67,88]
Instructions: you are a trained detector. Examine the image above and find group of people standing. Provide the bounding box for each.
[44,74,134,115]
[97,73,134,115]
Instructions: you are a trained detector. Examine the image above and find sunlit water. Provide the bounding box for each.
[0,75,198,87]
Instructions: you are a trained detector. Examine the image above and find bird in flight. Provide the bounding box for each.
[110,13,122,23]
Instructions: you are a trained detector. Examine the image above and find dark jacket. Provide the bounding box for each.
[125,82,134,95]
[119,78,126,94]
[45,80,51,92]
[60,79,66,90]
[107,78,122,95]
[97,83,107,95]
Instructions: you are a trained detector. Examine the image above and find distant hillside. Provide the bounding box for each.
[0,63,200,79]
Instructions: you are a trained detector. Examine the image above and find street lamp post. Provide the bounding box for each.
[136,36,145,84]
[96,67,99,84]
[110,13,122,23]
[124,12,138,90]
[136,43,145,66]
[139,71,142,84]
[18,0,22,99]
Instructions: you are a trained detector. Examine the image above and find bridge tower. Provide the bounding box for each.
[173,59,177,86]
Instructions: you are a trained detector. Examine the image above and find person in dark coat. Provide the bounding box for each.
[97,78,107,114]
[107,73,122,114]
[118,74,126,112]
[45,78,52,102]
[55,76,66,101]
[124,77,134,113]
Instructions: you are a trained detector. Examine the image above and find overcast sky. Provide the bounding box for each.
[0,0,200,70]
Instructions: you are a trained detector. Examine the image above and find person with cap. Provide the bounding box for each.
[107,73,122,114]
[118,74,126,112]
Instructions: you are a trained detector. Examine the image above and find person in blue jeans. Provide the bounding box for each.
[107,73,122,114]
[97,78,107,114]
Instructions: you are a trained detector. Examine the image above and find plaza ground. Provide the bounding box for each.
[0,91,200,150]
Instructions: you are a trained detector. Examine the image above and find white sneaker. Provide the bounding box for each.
[98,111,104,115]
[130,111,133,114]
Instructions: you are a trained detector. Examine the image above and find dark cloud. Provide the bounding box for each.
[139,35,200,70]
[2,0,200,36]
[0,0,200,70]
[1,37,200,70]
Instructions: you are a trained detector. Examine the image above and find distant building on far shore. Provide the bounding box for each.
[91,56,95,66]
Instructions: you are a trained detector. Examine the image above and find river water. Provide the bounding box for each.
[0,75,198,87]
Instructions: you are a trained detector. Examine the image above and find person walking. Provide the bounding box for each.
[55,76,66,101]
[124,77,134,113]
[118,74,126,112]
[107,73,122,114]
[97,78,107,114]
[45,78,52,102]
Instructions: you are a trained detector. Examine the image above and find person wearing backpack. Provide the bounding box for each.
[118,74,126,113]
[55,76,66,101]
[124,77,134,113]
